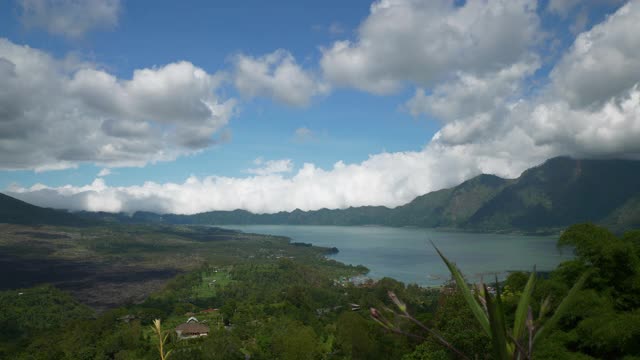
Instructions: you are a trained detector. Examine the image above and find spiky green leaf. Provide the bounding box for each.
[432,242,490,336]
[513,270,536,342]
[538,296,551,320]
[485,284,510,360]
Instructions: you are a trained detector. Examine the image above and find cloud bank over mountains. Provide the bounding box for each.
[4,0,640,214]
[10,149,518,214]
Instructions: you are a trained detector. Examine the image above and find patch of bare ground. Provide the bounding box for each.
[0,224,187,311]
[0,253,180,312]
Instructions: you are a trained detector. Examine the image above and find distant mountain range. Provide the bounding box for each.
[3,157,640,233]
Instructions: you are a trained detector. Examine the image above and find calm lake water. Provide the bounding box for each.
[221,225,573,286]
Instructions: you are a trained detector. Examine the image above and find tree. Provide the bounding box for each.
[270,319,322,360]
[335,312,378,359]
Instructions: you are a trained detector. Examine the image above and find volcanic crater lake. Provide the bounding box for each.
[222,225,573,286]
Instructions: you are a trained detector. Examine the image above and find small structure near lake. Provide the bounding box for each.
[175,317,210,340]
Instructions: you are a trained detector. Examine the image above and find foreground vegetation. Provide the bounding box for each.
[389,223,640,359]
[0,260,435,359]
[0,223,638,359]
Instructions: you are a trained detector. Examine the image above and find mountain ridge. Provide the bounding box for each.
[147,157,640,233]
[0,192,90,226]
[3,157,640,233]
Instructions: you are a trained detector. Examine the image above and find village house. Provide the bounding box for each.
[175,317,210,340]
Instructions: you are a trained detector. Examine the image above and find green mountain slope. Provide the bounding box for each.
[388,174,511,227]
[467,157,640,231]
[0,192,89,226]
[601,193,640,232]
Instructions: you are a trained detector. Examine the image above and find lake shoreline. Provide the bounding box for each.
[219,224,572,287]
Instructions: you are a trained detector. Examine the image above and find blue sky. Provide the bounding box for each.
[1,0,639,214]
[0,0,433,187]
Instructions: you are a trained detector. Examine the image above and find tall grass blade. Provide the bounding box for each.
[513,270,536,342]
[538,296,551,320]
[432,241,491,336]
[484,284,510,360]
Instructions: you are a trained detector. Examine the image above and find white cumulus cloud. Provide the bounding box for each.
[320,0,540,94]
[404,58,540,123]
[232,49,329,107]
[7,146,531,214]
[407,1,640,156]
[0,38,235,170]
[550,1,640,108]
